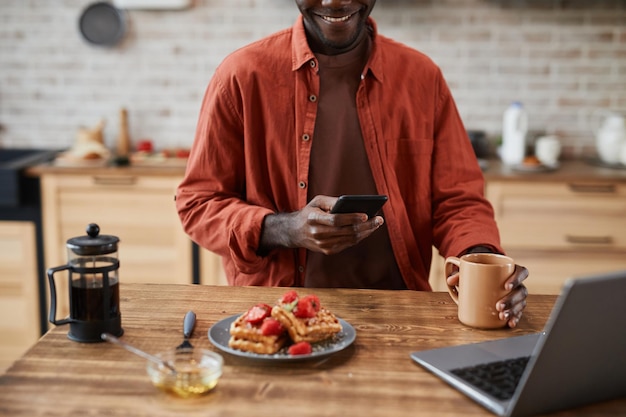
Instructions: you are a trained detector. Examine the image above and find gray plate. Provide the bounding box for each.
[208,314,356,362]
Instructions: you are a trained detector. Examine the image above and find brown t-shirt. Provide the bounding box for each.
[305,35,406,290]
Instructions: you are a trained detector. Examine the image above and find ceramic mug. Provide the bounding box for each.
[445,253,515,329]
[535,135,561,166]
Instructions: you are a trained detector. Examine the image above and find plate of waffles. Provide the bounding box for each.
[208,315,355,361]
[208,290,356,361]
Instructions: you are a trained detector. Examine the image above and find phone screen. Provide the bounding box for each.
[330,195,388,218]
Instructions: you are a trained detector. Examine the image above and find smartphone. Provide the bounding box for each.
[330,194,388,218]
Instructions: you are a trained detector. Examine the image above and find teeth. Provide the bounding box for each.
[322,14,352,23]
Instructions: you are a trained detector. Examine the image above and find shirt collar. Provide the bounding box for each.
[291,15,383,83]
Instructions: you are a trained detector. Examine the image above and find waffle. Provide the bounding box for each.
[228,313,288,354]
[271,305,342,343]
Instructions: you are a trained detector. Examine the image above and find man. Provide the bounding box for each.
[176,0,528,327]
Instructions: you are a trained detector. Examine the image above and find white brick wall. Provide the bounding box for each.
[1,0,625,156]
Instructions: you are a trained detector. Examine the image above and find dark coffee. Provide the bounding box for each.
[70,279,120,321]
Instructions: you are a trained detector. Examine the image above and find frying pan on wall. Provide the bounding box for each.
[79,1,127,46]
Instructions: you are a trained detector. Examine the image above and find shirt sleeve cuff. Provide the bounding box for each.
[461,244,501,255]
[227,207,274,274]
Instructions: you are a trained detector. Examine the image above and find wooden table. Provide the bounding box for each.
[1,284,624,416]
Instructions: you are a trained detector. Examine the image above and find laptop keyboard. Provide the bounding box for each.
[450,356,531,401]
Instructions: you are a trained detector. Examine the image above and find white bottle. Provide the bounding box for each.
[501,101,528,165]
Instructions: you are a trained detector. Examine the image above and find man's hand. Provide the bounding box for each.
[446,264,529,328]
[259,195,384,255]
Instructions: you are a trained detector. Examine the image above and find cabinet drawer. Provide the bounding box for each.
[506,248,626,295]
[41,174,191,286]
[47,173,181,191]
[487,181,626,250]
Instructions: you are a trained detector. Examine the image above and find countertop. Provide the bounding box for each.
[1,284,624,416]
[26,156,188,177]
[27,157,626,182]
[482,158,626,183]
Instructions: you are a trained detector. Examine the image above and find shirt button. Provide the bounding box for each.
[298,181,307,189]
[309,60,316,68]
[309,94,317,102]
[298,266,305,273]
[302,133,310,141]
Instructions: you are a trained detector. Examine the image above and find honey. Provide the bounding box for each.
[152,366,220,398]
[146,348,223,399]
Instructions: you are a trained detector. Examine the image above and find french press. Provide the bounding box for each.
[47,223,123,342]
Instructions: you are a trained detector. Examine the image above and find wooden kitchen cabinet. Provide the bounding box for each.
[200,248,228,286]
[428,247,446,292]
[33,161,626,300]
[40,173,193,304]
[0,221,40,373]
[486,180,626,294]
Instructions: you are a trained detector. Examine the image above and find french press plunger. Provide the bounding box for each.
[47,223,123,342]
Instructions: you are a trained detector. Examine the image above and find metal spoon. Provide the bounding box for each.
[177,310,196,350]
[101,333,177,374]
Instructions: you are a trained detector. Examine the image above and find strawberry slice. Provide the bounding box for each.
[244,303,271,324]
[293,294,321,318]
[288,341,312,356]
[279,290,299,304]
[260,318,284,336]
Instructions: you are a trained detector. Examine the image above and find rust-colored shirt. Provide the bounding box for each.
[176,16,503,290]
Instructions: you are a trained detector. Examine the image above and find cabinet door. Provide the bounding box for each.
[486,181,626,294]
[487,181,626,250]
[41,174,192,286]
[200,248,227,286]
[428,247,447,292]
[0,221,40,373]
[504,249,626,295]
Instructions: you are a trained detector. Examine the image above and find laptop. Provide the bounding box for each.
[410,270,626,417]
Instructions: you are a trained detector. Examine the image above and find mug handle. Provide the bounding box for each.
[47,265,72,325]
[444,257,461,305]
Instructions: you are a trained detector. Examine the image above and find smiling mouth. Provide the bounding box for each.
[320,12,356,23]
